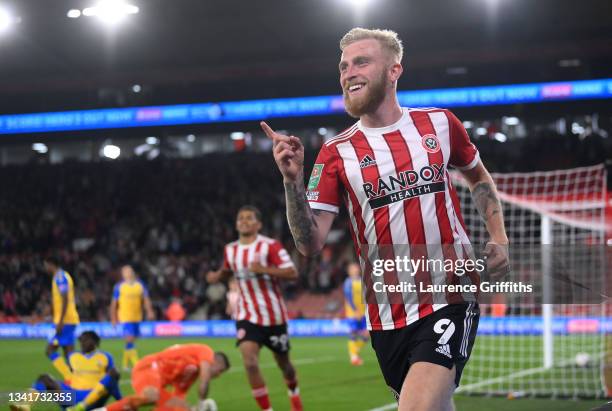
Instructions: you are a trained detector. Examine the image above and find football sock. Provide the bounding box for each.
[252,385,271,410]
[49,352,73,381]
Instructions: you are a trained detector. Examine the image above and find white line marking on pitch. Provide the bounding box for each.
[227,355,338,374]
[456,357,574,392]
[367,402,396,411]
[366,357,578,410]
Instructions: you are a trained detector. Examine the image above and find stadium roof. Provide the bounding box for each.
[0,0,611,114]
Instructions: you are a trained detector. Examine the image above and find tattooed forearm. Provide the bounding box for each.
[472,182,502,223]
[284,180,319,253]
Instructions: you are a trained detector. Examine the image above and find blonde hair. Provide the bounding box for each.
[339,28,403,63]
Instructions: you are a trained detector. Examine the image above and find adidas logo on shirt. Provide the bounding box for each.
[435,343,452,359]
[359,155,376,168]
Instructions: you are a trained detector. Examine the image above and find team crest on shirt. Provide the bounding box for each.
[421,134,440,153]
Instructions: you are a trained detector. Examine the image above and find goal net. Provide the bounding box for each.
[451,164,609,399]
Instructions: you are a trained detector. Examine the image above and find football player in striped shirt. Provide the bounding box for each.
[263,28,509,411]
[44,256,80,374]
[110,264,155,371]
[343,262,369,366]
[207,205,303,411]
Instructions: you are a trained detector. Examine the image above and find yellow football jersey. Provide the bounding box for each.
[68,350,114,390]
[113,280,149,323]
[52,270,79,325]
[344,277,365,319]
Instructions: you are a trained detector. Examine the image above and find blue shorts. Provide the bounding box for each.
[59,382,88,404]
[48,324,77,347]
[348,317,367,334]
[122,322,140,338]
[58,382,108,408]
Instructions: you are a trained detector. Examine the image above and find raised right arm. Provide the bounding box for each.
[261,121,336,256]
[283,177,336,255]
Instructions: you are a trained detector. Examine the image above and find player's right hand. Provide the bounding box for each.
[261,121,304,183]
[55,322,64,334]
[206,270,221,283]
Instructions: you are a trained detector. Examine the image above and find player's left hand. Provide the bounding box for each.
[248,262,266,274]
[483,241,510,280]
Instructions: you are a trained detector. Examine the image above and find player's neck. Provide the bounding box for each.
[238,233,258,245]
[359,94,402,129]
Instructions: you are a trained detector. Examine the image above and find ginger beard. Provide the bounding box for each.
[343,68,389,119]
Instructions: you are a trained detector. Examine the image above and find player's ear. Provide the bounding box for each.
[388,62,402,84]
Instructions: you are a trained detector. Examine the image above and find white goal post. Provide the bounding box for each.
[451,164,609,399]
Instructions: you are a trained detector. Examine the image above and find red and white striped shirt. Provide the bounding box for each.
[307,108,479,331]
[223,234,294,326]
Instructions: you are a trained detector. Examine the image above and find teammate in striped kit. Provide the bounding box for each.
[207,205,303,411]
[262,28,509,411]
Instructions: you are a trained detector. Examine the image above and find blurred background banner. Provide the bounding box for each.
[0,317,609,339]
[1,78,611,134]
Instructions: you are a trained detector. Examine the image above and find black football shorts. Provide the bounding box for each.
[370,303,480,399]
[235,319,291,354]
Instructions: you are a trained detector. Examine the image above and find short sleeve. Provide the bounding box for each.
[139,280,149,297]
[267,241,294,269]
[222,246,231,271]
[196,344,215,364]
[446,110,479,170]
[112,283,120,300]
[55,272,69,295]
[103,351,115,370]
[307,143,342,214]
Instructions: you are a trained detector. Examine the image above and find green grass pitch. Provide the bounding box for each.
[0,337,605,410]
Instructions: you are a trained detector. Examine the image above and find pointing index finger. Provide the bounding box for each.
[260,121,275,138]
[260,121,289,143]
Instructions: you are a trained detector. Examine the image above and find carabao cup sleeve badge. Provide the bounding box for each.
[307,164,324,190]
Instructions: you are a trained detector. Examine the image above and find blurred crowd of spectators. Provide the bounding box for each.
[0,128,609,322]
[0,151,351,322]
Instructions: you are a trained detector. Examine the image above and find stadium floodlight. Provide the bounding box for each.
[0,7,14,33]
[145,136,159,145]
[32,143,48,154]
[503,116,520,126]
[186,134,196,142]
[345,0,371,9]
[230,132,245,140]
[559,59,581,68]
[462,121,473,129]
[494,132,507,142]
[82,0,139,24]
[131,84,142,93]
[571,122,585,135]
[318,127,328,136]
[476,127,488,136]
[102,144,121,159]
[67,9,81,18]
